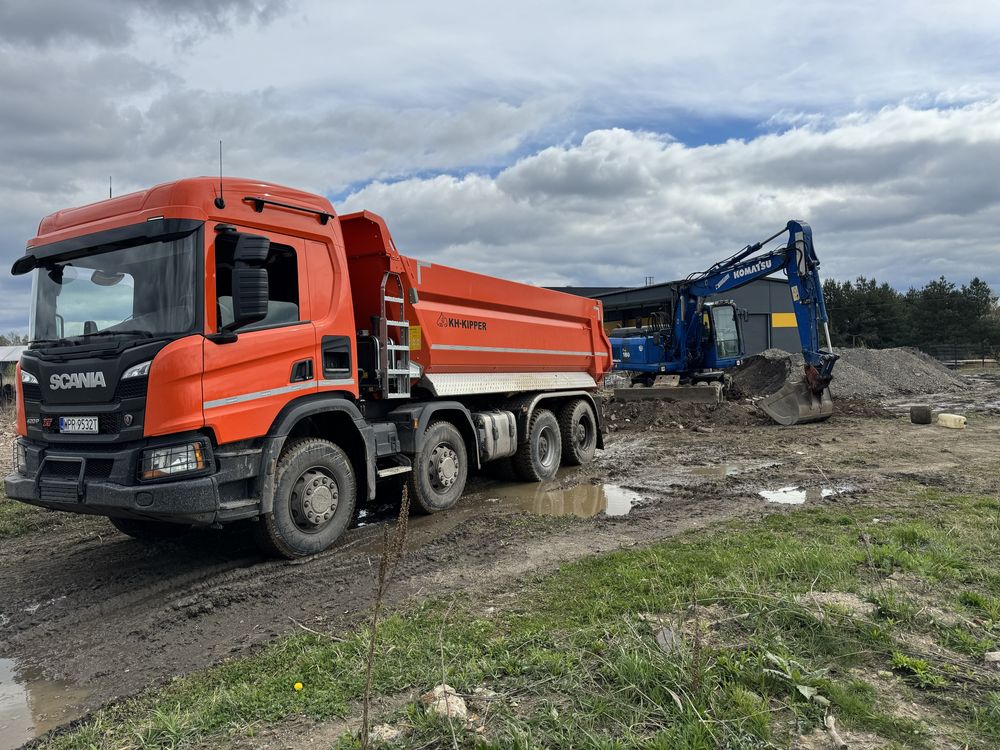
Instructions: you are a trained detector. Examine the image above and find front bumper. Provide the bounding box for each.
[4,471,220,525]
[5,435,263,526]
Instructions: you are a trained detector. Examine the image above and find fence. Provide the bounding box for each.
[922,343,1000,370]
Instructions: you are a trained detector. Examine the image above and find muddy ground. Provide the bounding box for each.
[1,375,999,743]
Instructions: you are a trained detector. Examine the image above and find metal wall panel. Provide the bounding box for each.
[558,278,800,359]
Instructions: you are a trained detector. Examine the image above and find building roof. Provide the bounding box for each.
[0,345,26,363]
[545,286,626,297]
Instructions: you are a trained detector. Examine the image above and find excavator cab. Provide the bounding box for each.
[701,302,742,370]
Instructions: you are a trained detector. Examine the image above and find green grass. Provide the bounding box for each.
[40,486,1000,749]
[0,494,52,538]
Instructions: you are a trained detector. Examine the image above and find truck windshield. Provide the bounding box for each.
[29,232,199,345]
[712,305,741,359]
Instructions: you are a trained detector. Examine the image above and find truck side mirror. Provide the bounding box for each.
[225,233,271,332]
[229,267,269,330]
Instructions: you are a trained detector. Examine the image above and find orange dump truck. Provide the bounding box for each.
[6,177,611,557]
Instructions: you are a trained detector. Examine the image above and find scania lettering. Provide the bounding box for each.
[6,178,611,558]
[49,372,107,390]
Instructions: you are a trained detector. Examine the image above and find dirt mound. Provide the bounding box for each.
[603,392,891,430]
[732,347,966,400]
[603,396,771,432]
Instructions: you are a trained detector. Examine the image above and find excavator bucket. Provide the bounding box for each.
[759,380,834,426]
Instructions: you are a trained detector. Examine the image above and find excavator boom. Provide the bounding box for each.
[688,220,837,425]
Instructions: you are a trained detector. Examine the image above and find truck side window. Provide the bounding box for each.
[216,241,300,331]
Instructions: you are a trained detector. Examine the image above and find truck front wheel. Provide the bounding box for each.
[513,409,562,482]
[408,421,468,514]
[255,438,357,558]
[558,399,598,466]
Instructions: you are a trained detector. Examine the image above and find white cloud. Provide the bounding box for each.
[341,101,1000,290]
[1,1,1000,329]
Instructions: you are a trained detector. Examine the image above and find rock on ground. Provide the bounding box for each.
[420,684,468,720]
[370,724,403,742]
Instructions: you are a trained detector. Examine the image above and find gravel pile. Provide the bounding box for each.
[732,347,967,399]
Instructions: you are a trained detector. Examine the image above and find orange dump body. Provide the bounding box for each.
[341,211,612,395]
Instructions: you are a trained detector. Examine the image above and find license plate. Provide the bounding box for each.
[59,416,98,434]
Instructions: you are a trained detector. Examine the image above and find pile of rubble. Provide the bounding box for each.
[733,347,966,400]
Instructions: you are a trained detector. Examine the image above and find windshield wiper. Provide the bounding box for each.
[29,338,76,348]
[81,329,153,340]
[31,330,153,348]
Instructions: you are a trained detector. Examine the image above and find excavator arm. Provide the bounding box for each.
[683,220,839,424]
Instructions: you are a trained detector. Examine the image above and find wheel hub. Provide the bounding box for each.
[293,469,339,528]
[538,427,555,467]
[430,444,459,491]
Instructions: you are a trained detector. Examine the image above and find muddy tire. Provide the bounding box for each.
[910,405,933,425]
[558,399,598,466]
[108,517,190,541]
[254,438,356,559]
[408,421,468,514]
[512,408,562,482]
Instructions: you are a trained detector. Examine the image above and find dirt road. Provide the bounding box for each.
[1,384,998,738]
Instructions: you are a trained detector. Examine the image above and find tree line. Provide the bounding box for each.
[822,276,1000,355]
[0,331,27,346]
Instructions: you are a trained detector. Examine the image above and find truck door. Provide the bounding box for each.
[202,229,315,445]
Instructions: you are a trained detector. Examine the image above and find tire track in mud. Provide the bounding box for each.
[0,499,508,697]
[3,411,998,714]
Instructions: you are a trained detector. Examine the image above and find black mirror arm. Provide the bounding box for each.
[206,328,239,345]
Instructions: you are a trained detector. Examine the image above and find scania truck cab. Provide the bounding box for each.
[6,178,611,557]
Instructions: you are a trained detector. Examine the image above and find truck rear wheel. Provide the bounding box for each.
[109,517,190,541]
[254,438,356,558]
[513,408,562,482]
[408,421,468,514]
[558,399,597,466]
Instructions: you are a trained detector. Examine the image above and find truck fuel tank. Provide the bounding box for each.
[474,410,517,462]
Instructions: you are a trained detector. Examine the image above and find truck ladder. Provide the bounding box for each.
[379,272,411,399]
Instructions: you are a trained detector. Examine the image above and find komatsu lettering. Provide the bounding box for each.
[49,372,107,390]
[733,259,773,279]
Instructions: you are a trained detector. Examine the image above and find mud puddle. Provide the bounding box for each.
[490,481,643,518]
[758,485,852,505]
[0,658,90,750]
[686,460,781,478]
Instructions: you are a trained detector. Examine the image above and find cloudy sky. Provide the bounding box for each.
[1,0,999,331]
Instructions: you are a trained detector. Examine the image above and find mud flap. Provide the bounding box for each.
[759,381,834,426]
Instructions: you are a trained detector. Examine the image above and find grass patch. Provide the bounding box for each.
[40,488,1000,749]
[0,494,52,539]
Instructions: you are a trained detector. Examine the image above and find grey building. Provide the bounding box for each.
[552,278,800,356]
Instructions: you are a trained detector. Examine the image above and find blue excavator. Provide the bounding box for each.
[608,220,838,425]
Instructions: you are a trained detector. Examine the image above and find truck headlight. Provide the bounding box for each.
[21,371,38,384]
[13,442,27,475]
[140,442,206,480]
[122,360,152,379]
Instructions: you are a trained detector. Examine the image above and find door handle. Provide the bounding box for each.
[290,359,314,382]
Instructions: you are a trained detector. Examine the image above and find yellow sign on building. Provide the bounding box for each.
[772,313,797,328]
